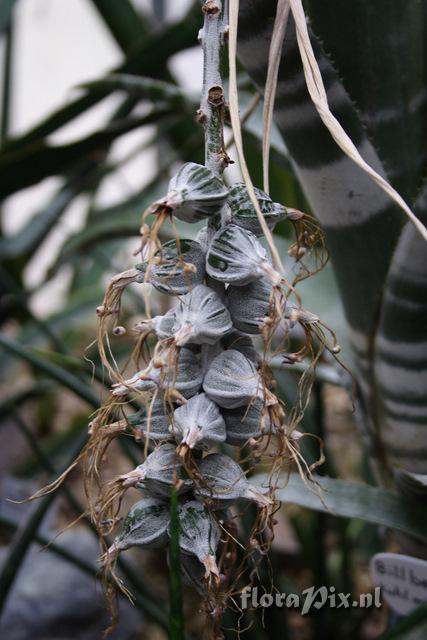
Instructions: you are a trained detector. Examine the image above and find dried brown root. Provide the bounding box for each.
[287,208,329,283]
[96,268,145,383]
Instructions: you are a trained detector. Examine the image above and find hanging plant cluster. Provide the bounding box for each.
[49,1,339,634]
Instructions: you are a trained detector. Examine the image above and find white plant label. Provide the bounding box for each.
[370,553,427,615]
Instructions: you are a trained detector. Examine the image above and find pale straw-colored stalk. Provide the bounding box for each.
[262,0,290,195]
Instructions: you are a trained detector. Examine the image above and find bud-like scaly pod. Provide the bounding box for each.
[138,238,206,295]
[227,182,287,236]
[169,284,232,346]
[172,392,226,449]
[206,224,281,286]
[172,500,221,578]
[123,443,192,499]
[107,497,170,556]
[111,347,203,399]
[203,349,263,409]
[155,162,229,223]
[222,398,269,445]
[196,453,271,508]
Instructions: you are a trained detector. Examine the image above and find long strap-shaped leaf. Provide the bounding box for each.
[253,473,427,545]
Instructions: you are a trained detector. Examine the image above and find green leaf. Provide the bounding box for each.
[253,473,427,545]
[378,604,427,640]
[90,0,150,54]
[168,487,185,640]
[81,73,196,107]
[0,430,88,615]
[2,2,200,154]
[0,334,99,407]
[0,109,173,199]
[0,173,89,259]
[0,0,15,32]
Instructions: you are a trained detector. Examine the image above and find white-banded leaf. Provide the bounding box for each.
[159,162,228,223]
[113,497,170,551]
[170,284,232,346]
[172,393,226,449]
[206,224,280,286]
[227,182,287,236]
[203,349,263,409]
[196,453,271,507]
[173,500,220,577]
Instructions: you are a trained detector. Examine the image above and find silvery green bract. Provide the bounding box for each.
[111,347,203,399]
[172,500,221,576]
[172,392,226,448]
[227,182,287,236]
[206,224,279,286]
[168,284,232,346]
[227,277,273,334]
[196,453,271,507]
[111,497,170,552]
[222,398,268,445]
[160,162,228,223]
[203,349,263,409]
[221,330,259,363]
[128,398,171,441]
[142,238,206,295]
[132,443,192,498]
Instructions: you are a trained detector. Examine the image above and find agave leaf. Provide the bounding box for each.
[0,175,89,260]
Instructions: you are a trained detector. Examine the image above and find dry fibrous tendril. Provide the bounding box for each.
[28,2,342,637]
